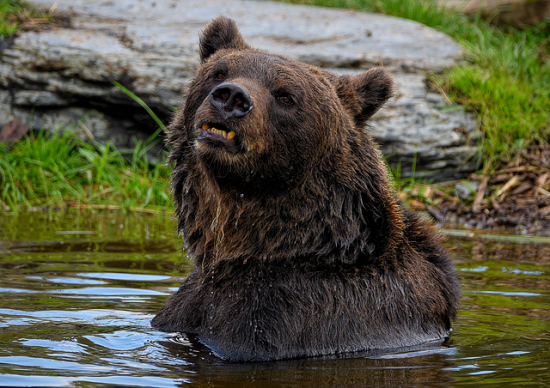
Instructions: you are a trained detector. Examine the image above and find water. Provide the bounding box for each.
[0,212,549,387]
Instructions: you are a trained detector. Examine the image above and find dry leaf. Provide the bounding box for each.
[410,200,426,210]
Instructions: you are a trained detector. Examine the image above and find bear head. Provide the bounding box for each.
[170,16,393,193]
[168,17,402,268]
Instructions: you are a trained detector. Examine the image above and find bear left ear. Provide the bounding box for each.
[336,68,394,128]
[199,16,251,63]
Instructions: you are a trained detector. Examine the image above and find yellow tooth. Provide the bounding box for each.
[207,127,233,139]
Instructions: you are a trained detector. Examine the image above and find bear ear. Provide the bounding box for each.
[336,68,394,128]
[199,16,251,63]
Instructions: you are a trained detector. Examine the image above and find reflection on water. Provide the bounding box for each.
[0,212,549,387]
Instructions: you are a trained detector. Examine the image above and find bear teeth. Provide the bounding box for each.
[211,128,227,137]
[202,124,237,140]
[201,124,236,140]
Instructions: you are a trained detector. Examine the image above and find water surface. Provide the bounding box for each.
[0,212,548,387]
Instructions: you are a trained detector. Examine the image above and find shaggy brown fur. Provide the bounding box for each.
[151,16,460,362]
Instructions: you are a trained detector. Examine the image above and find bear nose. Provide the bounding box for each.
[210,83,253,119]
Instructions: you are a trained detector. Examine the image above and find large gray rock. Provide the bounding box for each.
[0,0,477,180]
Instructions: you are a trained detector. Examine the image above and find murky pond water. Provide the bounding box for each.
[0,212,549,387]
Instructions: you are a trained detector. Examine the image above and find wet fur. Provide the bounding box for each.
[152,17,460,362]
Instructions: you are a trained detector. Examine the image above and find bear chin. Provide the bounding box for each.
[151,16,460,362]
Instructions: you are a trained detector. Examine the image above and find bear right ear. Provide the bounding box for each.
[199,17,251,63]
[336,68,394,128]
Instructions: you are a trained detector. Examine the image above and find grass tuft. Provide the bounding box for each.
[0,129,172,212]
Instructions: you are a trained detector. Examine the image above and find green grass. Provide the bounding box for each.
[0,0,21,37]
[0,129,172,212]
[280,0,550,169]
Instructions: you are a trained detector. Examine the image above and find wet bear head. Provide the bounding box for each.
[169,16,393,194]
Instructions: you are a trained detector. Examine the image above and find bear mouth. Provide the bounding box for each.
[198,123,239,151]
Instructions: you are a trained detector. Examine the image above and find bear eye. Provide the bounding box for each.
[215,73,225,80]
[277,95,294,106]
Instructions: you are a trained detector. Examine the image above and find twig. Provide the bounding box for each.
[432,179,463,186]
[66,202,164,214]
[472,176,489,212]
[540,206,550,216]
[521,150,550,170]
[496,175,520,199]
[443,229,550,244]
[533,172,549,196]
[493,166,532,174]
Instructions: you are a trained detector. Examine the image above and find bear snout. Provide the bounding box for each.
[209,83,253,120]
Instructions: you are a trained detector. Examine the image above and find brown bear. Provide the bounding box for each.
[151,16,460,362]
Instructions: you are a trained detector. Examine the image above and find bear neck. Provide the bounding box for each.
[173,141,405,272]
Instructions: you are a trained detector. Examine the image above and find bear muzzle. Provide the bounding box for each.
[195,83,256,154]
